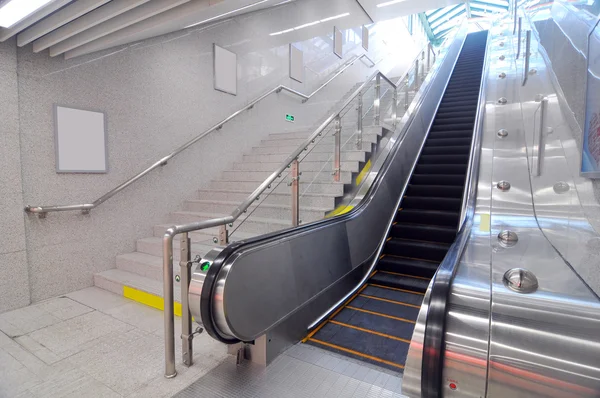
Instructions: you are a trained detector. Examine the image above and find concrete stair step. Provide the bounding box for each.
[259,133,378,147]
[208,179,345,194]
[196,189,337,208]
[220,170,352,184]
[182,200,329,222]
[94,268,182,303]
[243,151,366,163]
[231,160,360,173]
[169,211,292,235]
[136,237,218,260]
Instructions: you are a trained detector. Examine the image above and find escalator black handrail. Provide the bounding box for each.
[420,30,491,398]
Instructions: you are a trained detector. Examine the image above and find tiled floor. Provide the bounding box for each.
[0,287,229,398]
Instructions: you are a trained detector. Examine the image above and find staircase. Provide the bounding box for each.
[94,76,420,306]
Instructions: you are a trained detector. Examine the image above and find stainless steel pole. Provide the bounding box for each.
[374,74,381,125]
[392,87,398,127]
[537,97,548,176]
[404,77,409,110]
[218,224,228,246]
[357,91,363,149]
[180,233,193,367]
[415,59,420,90]
[333,116,341,182]
[516,17,522,59]
[291,159,300,226]
[522,30,531,86]
[163,234,176,378]
[513,0,518,34]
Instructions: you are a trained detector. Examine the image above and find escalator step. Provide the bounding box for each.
[410,174,466,186]
[362,284,425,307]
[391,223,457,243]
[370,271,431,293]
[425,137,472,147]
[405,184,464,197]
[431,123,474,131]
[414,164,467,175]
[378,256,439,278]
[428,130,474,139]
[418,154,469,164]
[395,208,460,227]
[421,145,471,155]
[384,238,451,262]
[401,196,462,211]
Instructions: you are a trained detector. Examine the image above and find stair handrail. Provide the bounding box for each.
[24,53,376,217]
[160,43,434,377]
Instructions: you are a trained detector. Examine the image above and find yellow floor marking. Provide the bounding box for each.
[368,283,425,296]
[360,294,421,309]
[124,286,183,317]
[329,320,411,343]
[309,339,405,369]
[379,270,430,280]
[346,306,416,324]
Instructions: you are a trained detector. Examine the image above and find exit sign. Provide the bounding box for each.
[285,114,295,122]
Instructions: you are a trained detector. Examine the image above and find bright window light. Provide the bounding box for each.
[0,0,54,28]
[185,0,269,29]
[269,12,350,36]
[377,0,408,8]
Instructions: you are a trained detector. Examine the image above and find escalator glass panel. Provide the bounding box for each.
[304,30,489,371]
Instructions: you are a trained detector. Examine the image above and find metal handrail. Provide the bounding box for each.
[24,53,376,217]
[161,43,435,378]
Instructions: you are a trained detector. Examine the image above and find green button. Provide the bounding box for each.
[200,261,211,272]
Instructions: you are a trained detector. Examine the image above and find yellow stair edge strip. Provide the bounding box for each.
[123,285,183,317]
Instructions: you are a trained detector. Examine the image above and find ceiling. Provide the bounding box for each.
[0,0,291,59]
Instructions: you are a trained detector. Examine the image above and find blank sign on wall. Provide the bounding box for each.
[289,44,304,83]
[362,26,369,51]
[214,44,237,95]
[333,27,343,58]
[55,105,108,173]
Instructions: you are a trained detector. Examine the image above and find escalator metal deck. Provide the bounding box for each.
[304,31,488,371]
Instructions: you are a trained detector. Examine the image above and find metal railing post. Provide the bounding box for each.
[333,116,342,182]
[163,234,176,378]
[218,224,228,246]
[180,233,193,367]
[404,77,410,110]
[421,51,425,79]
[522,30,531,86]
[392,87,398,127]
[513,0,518,34]
[427,42,432,70]
[374,74,381,125]
[537,97,549,176]
[357,91,363,149]
[415,59,420,90]
[516,17,522,59]
[291,159,300,226]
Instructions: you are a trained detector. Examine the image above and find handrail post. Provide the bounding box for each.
[513,0,518,34]
[333,115,342,182]
[291,159,300,226]
[218,225,228,246]
[392,87,398,127]
[415,59,420,90]
[427,42,432,71]
[522,30,531,86]
[404,77,410,110]
[163,233,177,378]
[374,74,381,125]
[357,91,363,149]
[537,97,548,176]
[180,232,193,367]
[516,17,522,59]
[421,50,425,80]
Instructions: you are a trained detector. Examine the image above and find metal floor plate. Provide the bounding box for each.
[174,343,406,398]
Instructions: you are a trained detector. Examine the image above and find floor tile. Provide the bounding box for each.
[0,303,61,337]
[66,287,130,312]
[105,302,164,333]
[34,297,94,321]
[24,366,122,398]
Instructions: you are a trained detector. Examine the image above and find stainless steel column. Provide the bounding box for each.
[291,159,300,226]
[516,17,522,59]
[522,30,531,86]
[392,87,398,127]
[415,59,420,89]
[374,74,381,125]
[162,236,176,378]
[180,233,193,367]
[218,224,228,246]
[404,77,410,110]
[357,91,363,149]
[537,97,548,176]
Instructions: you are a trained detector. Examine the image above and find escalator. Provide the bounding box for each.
[303,30,489,371]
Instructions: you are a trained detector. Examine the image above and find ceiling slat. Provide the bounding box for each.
[33,0,153,53]
[17,0,111,47]
[49,0,190,57]
[0,0,74,42]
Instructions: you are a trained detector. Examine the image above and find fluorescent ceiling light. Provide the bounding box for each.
[185,0,269,29]
[0,0,54,28]
[377,0,408,8]
[269,12,349,36]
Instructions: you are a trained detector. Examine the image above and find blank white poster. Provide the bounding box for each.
[334,27,343,58]
[55,106,107,173]
[289,44,304,83]
[214,44,237,95]
[362,26,369,51]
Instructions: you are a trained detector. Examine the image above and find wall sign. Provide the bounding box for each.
[286,114,295,122]
[362,25,369,51]
[289,44,304,83]
[333,26,343,58]
[213,44,237,96]
[54,105,107,173]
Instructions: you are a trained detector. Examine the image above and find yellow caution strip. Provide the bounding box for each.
[329,320,411,344]
[360,294,421,309]
[346,306,416,324]
[325,204,355,218]
[123,286,182,317]
[355,159,372,186]
[309,338,405,369]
